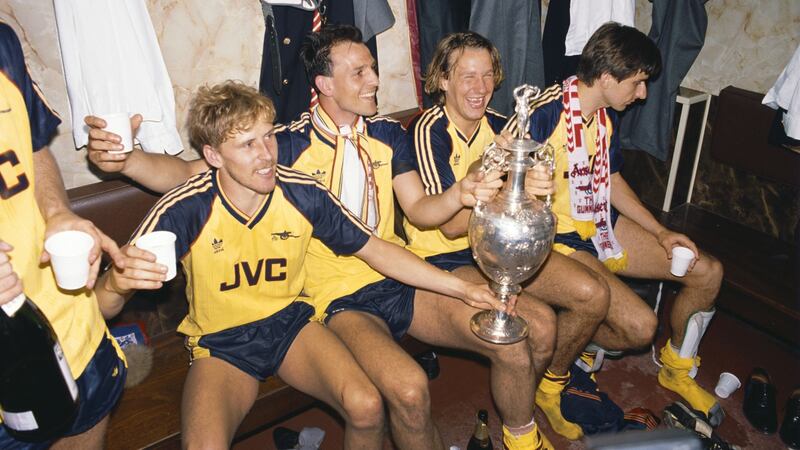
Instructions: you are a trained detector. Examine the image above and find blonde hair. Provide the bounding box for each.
[424,32,504,105]
[187,81,276,150]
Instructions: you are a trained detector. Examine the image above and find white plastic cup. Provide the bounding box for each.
[670,246,695,277]
[135,231,177,281]
[44,230,94,290]
[714,372,741,398]
[98,112,133,154]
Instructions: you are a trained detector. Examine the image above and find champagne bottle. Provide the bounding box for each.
[0,293,79,442]
[467,409,493,450]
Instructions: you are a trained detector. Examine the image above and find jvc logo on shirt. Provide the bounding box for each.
[219,258,288,291]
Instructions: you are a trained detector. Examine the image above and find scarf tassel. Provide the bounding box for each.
[602,250,628,273]
[574,220,597,241]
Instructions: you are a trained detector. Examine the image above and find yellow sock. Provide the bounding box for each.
[502,421,553,450]
[658,340,724,426]
[535,371,583,440]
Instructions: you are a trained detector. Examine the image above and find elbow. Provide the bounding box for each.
[439,224,466,240]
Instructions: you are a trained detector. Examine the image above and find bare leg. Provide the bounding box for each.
[449,264,557,383]
[181,357,259,449]
[278,322,385,449]
[568,251,659,351]
[407,288,547,428]
[522,252,610,375]
[613,216,723,346]
[328,311,444,450]
[50,416,109,450]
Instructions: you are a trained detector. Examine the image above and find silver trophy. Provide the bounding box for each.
[468,85,556,344]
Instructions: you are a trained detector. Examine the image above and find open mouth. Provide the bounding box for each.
[466,96,485,109]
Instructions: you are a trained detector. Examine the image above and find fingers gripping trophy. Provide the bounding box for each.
[468,85,556,344]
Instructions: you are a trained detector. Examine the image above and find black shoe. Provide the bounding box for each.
[781,388,800,449]
[273,426,299,450]
[743,368,778,434]
[415,350,440,380]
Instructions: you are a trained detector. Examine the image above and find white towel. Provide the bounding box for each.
[54,0,183,155]
[763,43,800,141]
[564,0,635,56]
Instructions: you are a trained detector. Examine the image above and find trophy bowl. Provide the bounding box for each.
[467,84,556,344]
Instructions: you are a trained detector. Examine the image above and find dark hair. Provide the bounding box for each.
[423,31,504,105]
[576,22,662,86]
[300,23,363,93]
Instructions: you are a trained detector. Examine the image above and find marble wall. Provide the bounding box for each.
[1,0,416,189]
[3,0,799,245]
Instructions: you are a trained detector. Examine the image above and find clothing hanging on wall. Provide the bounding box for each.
[53,0,182,154]
[619,0,708,161]
[353,0,395,42]
[763,43,800,141]
[258,0,378,124]
[414,0,471,109]
[542,0,579,87]
[564,0,634,56]
[412,0,545,115]
[469,0,544,116]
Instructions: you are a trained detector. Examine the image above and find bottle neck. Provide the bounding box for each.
[1,293,26,317]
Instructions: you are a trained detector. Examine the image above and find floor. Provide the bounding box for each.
[233,288,800,450]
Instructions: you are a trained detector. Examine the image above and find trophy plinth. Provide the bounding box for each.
[470,283,528,344]
[468,84,555,345]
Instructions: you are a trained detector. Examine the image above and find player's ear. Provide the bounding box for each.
[203,144,223,168]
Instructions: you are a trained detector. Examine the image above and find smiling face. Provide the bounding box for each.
[319,41,379,125]
[440,47,495,135]
[601,71,649,111]
[204,118,278,213]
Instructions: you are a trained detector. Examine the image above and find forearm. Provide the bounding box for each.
[439,208,472,239]
[610,174,666,236]
[403,182,463,228]
[121,149,208,193]
[357,236,469,300]
[94,271,133,319]
[32,148,71,221]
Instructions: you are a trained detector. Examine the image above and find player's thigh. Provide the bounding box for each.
[328,311,427,392]
[181,357,259,444]
[524,251,609,311]
[613,215,675,279]
[278,321,381,419]
[569,250,656,332]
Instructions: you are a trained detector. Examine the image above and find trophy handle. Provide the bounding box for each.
[535,143,556,208]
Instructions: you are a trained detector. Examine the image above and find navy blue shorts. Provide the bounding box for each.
[0,334,127,449]
[554,209,620,257]
[324,278,415,340]
[191,301,314,382]
[425,248,474,272]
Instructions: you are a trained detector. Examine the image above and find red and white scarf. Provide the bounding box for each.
[562,76,626,270]
[312,106,379,230]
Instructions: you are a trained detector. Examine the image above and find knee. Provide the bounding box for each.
[385,368,431,423]
[527,308,556,361]
[488,340,533,373]
[577,274,611,320]
[625,310,658,349]
[691,253,724,290]
[341,382,385,430]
